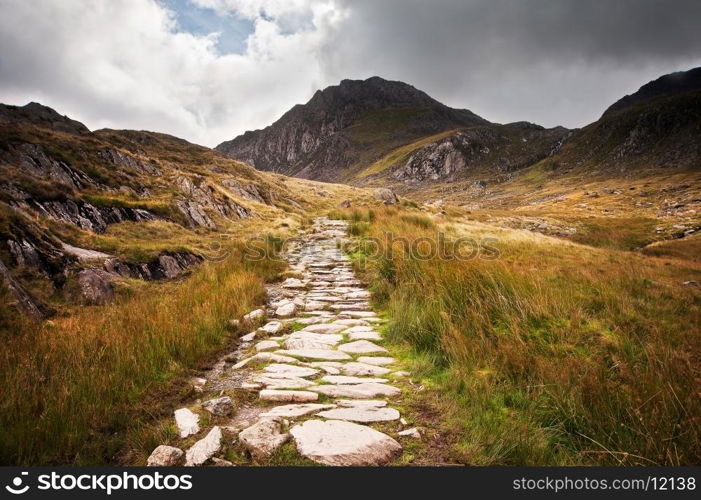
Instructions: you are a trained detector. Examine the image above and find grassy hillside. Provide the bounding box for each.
[333,207,700,465]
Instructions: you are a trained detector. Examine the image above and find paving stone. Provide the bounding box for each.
[260,321,284,334]
[336,399,388,408]
[276,301,298,318]
[283,332,343,350]
[232,352,299,369]
[290,420,401,466]
[255,340,280,352]
[339,362,391,376]
[357,356,396,366]
[260,403,336,418]
[259,389,319,402]
[317,406,400,423]
[348,331,382,340]
[275,349,351,361]
[263,363,319,377]
[301,323,347,334]
[320,375,388,384]
[338,340,387,354]
[310,383,401,398]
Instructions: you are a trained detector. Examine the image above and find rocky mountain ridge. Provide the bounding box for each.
[0,103,367,317]
[216,76,489,181]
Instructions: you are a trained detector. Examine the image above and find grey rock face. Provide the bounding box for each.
[77,268,114,305]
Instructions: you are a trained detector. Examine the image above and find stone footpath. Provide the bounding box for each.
[146,217,419,467]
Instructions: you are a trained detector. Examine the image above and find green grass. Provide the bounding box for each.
[349,208,701,465]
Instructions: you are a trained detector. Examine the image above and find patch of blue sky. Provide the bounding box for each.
[162,0,254,54]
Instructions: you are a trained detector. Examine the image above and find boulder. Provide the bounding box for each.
[373,188,400,205]
[146,445,185,466]
[77,269,114,305]
[185,426,222,466]
[174,408,200,438]
[238,418,289,461]
[202,396,233,417]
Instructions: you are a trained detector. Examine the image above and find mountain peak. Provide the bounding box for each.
[216,77,487,180]
[0,101,90,135]
[602,66,701,117]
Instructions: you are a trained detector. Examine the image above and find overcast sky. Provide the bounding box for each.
[1,0,700,147]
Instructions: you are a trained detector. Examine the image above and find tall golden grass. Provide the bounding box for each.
[0,242,282,465]
[339,208,701,465]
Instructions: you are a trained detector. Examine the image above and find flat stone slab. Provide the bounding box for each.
[276,302,298,318]
[259,389,319,402]
[252,374,316,389]
[301,323,347,334]
[339,362,391,377]
[260,321,283,334]
[309,361,343,374]
[290,420,401,466]
[348,331,382,340]
[321,375,388,385]
[275,349,351,361]
[233,352,299,369]
[317,406,400,423]
[357,356,396,366]
[238,419,289,461]
[185,426,222,466]
[283,332,343,350]
[264,364,319,377]
[255,340,280,352]
[341,311,378,318]
[336,399,388,408]
[310,383,401,399]
[338,340,387,354]
[331,319,370,327]
[343,325,375,333]
[174,408,200,438]
[260,403,336,418]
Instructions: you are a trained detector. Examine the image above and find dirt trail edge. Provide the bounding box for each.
[145,216,423,466]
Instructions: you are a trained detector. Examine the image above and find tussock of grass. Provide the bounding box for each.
[0,241,284,465]
[352,208,701,465]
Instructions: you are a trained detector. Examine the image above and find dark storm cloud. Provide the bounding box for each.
[321,0,701,127]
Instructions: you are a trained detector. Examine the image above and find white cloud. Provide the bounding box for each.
[0,0,345,146]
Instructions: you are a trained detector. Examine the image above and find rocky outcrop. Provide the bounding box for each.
[0,102,90,135]
[97,148,161,176]
[176,176,253,228]
[4,143,94,189]
[77,269,114,305]
[0,258,45,318]
[103,252,202,281]
[393,126,570,183]
[30,198,158,233]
